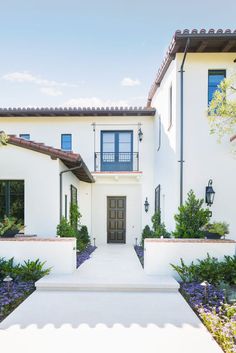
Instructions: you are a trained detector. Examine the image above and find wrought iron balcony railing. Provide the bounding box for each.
[94,152,139,172]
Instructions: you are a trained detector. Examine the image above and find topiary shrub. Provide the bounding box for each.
[56,217,76,237]
[173,190,211,238]
[76,225,90,251]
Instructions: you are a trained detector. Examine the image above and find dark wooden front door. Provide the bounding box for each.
[107,197,126,243]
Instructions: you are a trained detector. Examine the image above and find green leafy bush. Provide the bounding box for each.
[152,211,170,238]
[173,190,211,238]
[76,225,90,251]
[56,217,76,237]
[19,259,51,281]
[0,257,50,281]
[0,216,24,236]
[57,204,90,251]
[141,211,170,246]
[172,254,236,285]
[70,203,81,230]
[141,225,154,246]
[203,222,229,236]
[0,257,20,280]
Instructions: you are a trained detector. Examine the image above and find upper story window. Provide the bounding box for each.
[61,134,72,151]
[19,134,30,140]
[100,131,134,171]
[208,70,226,104]
[168,84,173,130]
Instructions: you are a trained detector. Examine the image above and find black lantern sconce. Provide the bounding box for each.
[138,128,143,142]
[144,197,150,212]
[205,179,215,207]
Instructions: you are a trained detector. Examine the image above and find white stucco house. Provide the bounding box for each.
[1,28,236,243]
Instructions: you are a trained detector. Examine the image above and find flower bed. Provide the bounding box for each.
[76,245,96,268]
[181,283,236,353]
[0,280,35,322]
[134,245,144,266]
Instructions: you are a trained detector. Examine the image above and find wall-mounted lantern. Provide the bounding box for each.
[205,179,215,207]
[144,197,150,212]
[138,128,143,142]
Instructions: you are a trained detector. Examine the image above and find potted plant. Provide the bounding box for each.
[0,216,25,238]
[203,222,229,239]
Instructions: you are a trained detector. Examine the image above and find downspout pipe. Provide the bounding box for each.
[59,162,83,221]
[179,38,190,206]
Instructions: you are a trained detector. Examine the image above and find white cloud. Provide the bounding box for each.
[63,97,129,108]
[121,77,141,87]
[40,87,63,96]
[2,71,79,97]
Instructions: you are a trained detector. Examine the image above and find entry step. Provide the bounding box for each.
[36,275,179,292]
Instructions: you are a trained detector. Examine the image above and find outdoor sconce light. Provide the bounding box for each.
[205,179,215,207]
[144,197,149,213]
[138,128,143,142]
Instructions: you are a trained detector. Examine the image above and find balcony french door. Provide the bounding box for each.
[101,131,133,171]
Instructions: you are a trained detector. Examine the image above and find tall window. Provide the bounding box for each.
[0,180,24,222]
[61,134,72,151]
[70,185,77,205]
[208,70,226,104]
[157,116,161,151]
[155,185,161,213]
[168,84,173,130]
[19,134,30,140]
[101,131,133,171]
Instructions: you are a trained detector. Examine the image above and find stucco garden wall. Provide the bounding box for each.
[144,238,236,279]
[0,144,60,237]
[0,237,76,274]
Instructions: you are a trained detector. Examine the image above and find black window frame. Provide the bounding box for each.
[61,134,72,151]
[208,69,226,104]
[0,180,24,222]
[155,185,161,213]
[70,185,77,205]
[168,84,173,130]
[157,116,161,151]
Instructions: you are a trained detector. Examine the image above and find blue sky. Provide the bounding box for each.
[1,0,236,108]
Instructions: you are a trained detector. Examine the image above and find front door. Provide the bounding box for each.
[107,196,126,243]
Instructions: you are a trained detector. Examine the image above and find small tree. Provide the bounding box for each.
[208,74,236,143]
[173,190,211,238]
[0,131,8,146]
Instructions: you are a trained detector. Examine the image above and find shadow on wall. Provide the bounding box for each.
[155,117,179,231]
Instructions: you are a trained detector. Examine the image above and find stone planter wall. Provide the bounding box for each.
[0,237,76,274]
[144,238,236,279]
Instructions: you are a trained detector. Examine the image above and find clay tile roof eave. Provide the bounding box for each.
[146,28,236,108]
[6,135,94,183]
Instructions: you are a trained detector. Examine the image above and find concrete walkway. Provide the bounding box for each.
[0,245,223,353]
[36,244,178,291]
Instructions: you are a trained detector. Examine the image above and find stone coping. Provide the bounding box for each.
[145,238,236,243]
[0,236,75,242]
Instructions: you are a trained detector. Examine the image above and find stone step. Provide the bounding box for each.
[36,275,179,293]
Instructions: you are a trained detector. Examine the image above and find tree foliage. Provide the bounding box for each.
[0,131,8,146]
[208,74,236,142]
[173,190,211,238]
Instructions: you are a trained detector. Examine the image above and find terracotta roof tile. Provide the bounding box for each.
[147,29,236,107]
[7,135,94,183]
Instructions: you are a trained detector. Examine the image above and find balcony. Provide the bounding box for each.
[94,152,139,172]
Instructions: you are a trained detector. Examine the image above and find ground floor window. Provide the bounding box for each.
[0,180,24,222]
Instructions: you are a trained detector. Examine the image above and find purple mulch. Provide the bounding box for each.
[76,245,97,268]
[134,245,144,267]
